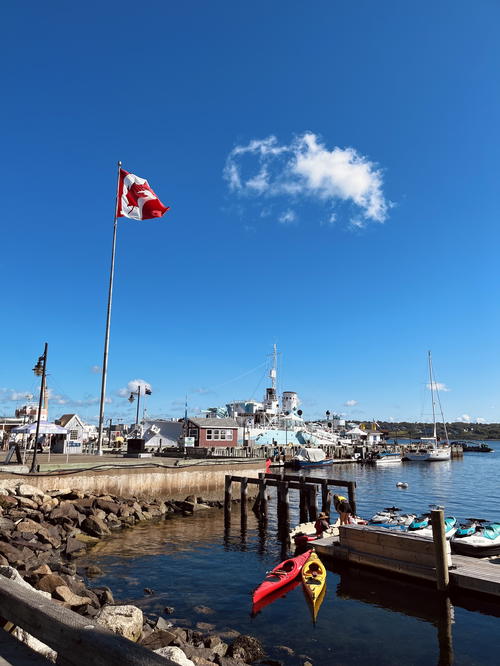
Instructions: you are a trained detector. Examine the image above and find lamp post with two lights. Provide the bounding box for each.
[30,343,48,474]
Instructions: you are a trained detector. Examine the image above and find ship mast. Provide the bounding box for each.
[428,350,437,439]
[270,343,277,392]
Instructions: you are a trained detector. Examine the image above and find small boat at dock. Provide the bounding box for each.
[451,441,494,453]
[367,451,402,464]
[252,550,311,604]
[289,447,334,468]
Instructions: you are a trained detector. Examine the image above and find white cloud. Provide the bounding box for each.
[344,399,358,407]
[224,132,390,226]
[278,209,296,225]
[476,417,487,424]
[118,379,152,398]
[427,382,451,392]
[456,414,471,423]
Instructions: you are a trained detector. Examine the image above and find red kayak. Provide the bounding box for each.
[252,550,311,604]
[251,577,301,616]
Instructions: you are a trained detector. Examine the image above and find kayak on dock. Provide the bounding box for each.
[302,551,327,603]
[252,550,311,604]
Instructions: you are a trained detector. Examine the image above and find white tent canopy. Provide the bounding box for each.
[11,421,68,435]
[346,427,365,436]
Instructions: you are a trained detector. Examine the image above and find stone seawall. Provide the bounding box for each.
[0,460,265,501]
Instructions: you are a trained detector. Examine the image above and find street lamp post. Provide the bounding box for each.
[31,343,48,474]
[129,385,151,435]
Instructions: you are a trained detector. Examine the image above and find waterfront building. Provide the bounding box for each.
[185,417,239,448]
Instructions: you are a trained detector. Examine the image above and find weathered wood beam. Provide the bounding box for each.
[0,576,167,666]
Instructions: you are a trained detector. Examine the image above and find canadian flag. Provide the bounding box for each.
[117,169,169,220]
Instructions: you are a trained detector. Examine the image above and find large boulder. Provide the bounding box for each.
[95,605,143,642]
[49,502,80,523]
[16,484,45,498]
[81,516,111,537]
[96,499,121,515]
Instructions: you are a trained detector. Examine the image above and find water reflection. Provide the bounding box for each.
[77,445,500,665]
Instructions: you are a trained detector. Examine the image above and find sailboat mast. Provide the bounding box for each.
[428,350,437,439]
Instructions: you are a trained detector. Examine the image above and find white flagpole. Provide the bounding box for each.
[97,161,122,456]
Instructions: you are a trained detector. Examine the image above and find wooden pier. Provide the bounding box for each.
[224,472,356,524]
[314,521,500,600]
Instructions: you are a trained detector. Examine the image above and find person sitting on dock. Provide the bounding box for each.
[314,512,330,538]
[333,494,353,526]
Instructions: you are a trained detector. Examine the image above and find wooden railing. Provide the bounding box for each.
[0,575,169,666]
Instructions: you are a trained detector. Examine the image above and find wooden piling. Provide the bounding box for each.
[224,475,233,510]
[431,509,449,592]
[224,475,232,526]
[321,480,329,514]
[280,480,290,519]
[307,485,317,521]
[299,477,308,523]
[347,481,357,515]
[240,476,248,520]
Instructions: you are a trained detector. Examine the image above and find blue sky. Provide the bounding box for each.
[1,1,499,425]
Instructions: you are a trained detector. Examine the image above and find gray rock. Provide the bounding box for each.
[36,573,67,594]
[154,646,195,666]
[16,484,45,498]
[155,616,173,630]
[214,657,246,666]
[141,628,177,650]
[198,623,216,632]
[81,516,111,537]
[96,604,143,642]
[193,605,215,615]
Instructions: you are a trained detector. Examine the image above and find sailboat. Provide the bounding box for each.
[405,352,451,462]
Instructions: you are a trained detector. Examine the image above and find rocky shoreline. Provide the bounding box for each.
[0,483,305,666]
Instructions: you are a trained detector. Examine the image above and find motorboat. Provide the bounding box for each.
[407,508,457,539]
[289,447,334,468]
[368,451,402,464]
[451,519,500,556]
[453,441,494,453]
[369,506,416,527]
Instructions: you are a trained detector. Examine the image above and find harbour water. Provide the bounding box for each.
[79,443,500,665]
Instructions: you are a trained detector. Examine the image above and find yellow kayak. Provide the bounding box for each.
[301,550,327,603]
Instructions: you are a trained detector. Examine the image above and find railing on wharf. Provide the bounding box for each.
[0,575,166,666]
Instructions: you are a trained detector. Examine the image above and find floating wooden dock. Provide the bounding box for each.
[314,524,500,599]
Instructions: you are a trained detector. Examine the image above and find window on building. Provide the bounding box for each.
[188,428,198,438]
[205,429,233,441]
[70,430,78,440]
